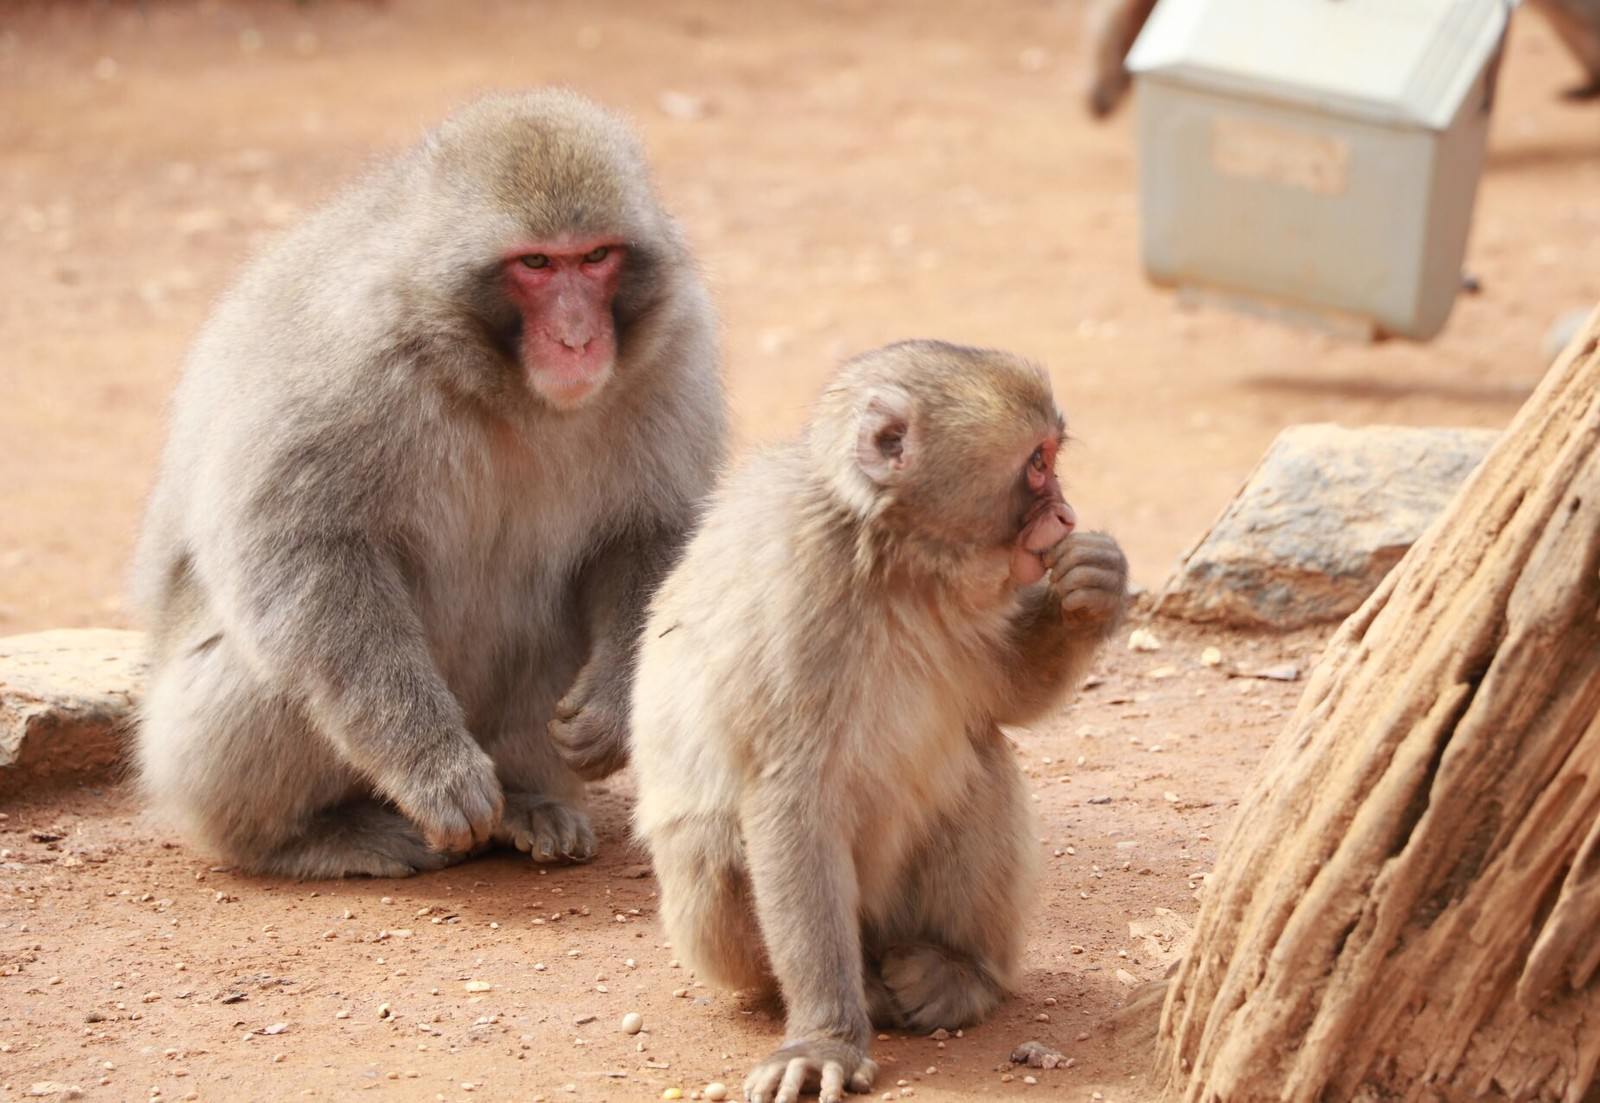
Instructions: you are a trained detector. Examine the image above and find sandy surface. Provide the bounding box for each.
[1,1,1596,1100]
[2,621,1316,1102]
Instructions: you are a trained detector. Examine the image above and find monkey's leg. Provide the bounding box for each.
[486,661,597,863]
[650,816,773,994]
[139,637,460,879]
[1533,0,1600,97]
[866,733,1037,1032]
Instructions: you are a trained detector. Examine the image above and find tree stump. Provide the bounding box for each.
[1156,307,1600,1103]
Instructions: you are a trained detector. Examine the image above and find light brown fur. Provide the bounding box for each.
[132,90,725,879]
[631,341,1127,1102]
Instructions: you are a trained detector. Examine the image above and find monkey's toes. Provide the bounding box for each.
[744,1042,875,1103]
[877,944,1002,1031]
[496,793,596,863]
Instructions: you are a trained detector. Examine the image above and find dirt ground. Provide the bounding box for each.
[1,1,1597,1100]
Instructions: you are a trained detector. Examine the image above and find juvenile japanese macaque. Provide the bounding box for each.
[132,90,726,878]
[631,341,1127,1103]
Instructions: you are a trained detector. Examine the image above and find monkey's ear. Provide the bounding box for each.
[855,387,916,485]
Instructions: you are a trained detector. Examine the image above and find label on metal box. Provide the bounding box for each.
[1209,116,1350,195]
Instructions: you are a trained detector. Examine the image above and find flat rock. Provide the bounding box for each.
[1155,424,1497,629]
[0,629,147,790]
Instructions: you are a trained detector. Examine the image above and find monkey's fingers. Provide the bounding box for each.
[1056,564,1125,598]
[419,808,474,855]
[406,748,505,853]
[744,1062,783,1103]
[422,795,501,854]
[549,710,629,781]
[848,1059,878,1094]
[1045,532,1126,574]
[1059,572,1128,624]
[775,1057,814,1103]
[818,1062,846,1103]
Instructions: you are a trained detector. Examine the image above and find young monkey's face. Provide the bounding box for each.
[1008,433,1076,584]
[838,341,1078,583]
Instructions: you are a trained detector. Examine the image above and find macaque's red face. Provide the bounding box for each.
[501,240,626,409]
[1009,435,1076,584]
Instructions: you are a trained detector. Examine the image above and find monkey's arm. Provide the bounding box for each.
[991,531,1128,726]
[739,782,879,1103]
[219,527,503,853]
[550,522,688,780]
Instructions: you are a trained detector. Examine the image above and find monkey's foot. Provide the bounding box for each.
[873,944,1004,1032]
[494,792,596,863]
[255,803,465,880]
[744,1039,877,1103]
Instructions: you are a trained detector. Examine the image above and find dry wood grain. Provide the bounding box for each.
[1157,307,1600,1102]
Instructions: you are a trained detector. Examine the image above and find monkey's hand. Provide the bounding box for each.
[390,737,504,855]
[1044,531,1129,633]
[549,648,630,781]
[744,1038,878,1103]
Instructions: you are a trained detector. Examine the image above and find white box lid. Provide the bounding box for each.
[1126,0,1510,130]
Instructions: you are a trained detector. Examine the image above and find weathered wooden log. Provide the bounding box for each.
[1156,307,1600,1103]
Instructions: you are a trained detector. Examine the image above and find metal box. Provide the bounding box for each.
[1126,0,1510,340]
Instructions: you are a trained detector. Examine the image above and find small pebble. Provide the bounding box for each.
[1127,627,1162,652]
[663,1090,683,1101]
[704,1085,728,1102]
[1200,646,1223,667]
[463,980,493,993]
[620,1012,644,1035]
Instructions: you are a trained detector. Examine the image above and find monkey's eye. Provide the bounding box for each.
[519,254,550,269]
[1028,446,1048,474]
[581,246,611,264]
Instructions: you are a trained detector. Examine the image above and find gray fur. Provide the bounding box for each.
[132,90,726,879]
[630,342,1127,1103]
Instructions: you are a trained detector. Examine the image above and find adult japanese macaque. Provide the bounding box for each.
[133,90,725,878]
[630,341,1127,1103]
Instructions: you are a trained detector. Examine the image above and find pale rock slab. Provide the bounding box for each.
[0,629,146,790]
[1156,424,1497,629]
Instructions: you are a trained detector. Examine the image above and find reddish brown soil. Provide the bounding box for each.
[1,1,1596,1100]
[3,621,1316,1103]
